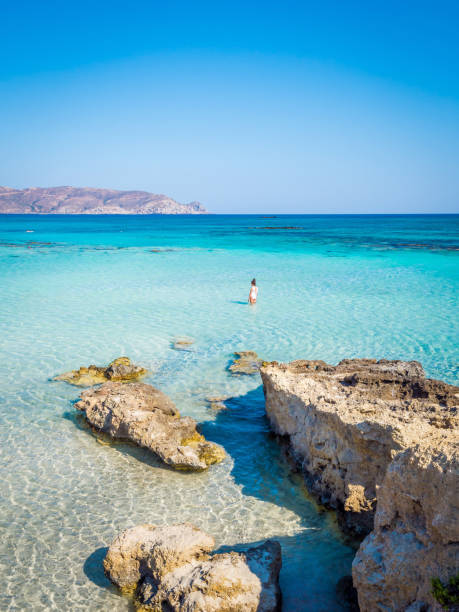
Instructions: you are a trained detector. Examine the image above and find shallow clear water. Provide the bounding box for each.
[0,214,458,611]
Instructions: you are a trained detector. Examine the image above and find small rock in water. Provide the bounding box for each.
[229,351,264,376]
[171,337,195,351]
[103,523,282,612]
[75,382,225,470]
[209,401,227,411]
[53,356,147,387]
[205,395,229,411]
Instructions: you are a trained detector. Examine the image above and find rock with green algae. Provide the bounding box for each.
[53,356,147,386]
[229,351,264,376]
[103,523,282,612]
[75,382,225,470]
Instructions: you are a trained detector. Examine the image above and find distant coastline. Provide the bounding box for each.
[0,186,208,215]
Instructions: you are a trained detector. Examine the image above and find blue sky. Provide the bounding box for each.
[1,0,459,213]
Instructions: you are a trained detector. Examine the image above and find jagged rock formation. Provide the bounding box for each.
[353,437,458,612]
[0,186,208,214]
[75,382,225,470]
[104,523,282,611]
[54,356,147,386]
[260,358,458,611]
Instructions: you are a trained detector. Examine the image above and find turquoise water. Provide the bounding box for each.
[0,214,458,611]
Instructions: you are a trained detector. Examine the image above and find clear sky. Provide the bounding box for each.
[1,0,459,213]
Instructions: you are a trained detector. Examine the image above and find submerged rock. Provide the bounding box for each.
[229,351,264,376]
[205,395,229,411]
[104,523,282,612]
[54,356,147,386]
[171,337,195,351]
[261,357,458,611]
[75,382,225,470]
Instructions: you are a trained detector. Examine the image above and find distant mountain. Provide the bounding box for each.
[0,186,208,214]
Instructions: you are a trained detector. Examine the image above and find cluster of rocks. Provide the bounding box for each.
[54,356,147,386]
[54,356,225,471]
[104,523,282,611]
[261,358,459,611]
[55,350,459,610]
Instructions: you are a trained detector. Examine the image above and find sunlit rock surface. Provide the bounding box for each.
[104,523,282,611]
[75,382,225,470]
[54,356,147,386]
[261,358,458,611]
[104,523,215,590]
[353,437,458,611]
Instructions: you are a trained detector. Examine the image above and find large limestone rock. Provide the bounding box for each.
[54,356,147,386]
[353,437,459,611]
[104,523,282,611]
[75,382,225,470]
[103,523,215,590]
[261,357,458,611]
[261,358,458,533]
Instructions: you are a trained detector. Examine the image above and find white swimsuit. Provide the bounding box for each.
[249,286,258,300]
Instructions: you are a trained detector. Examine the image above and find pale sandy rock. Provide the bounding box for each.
[137,541,281,612]
[75,382,225,470]
[54,356,147,386]
[103,523,215,589]
[261,357,458,611]
[104,523,281,612]
[353,437,459,612]
[261,358,458,534]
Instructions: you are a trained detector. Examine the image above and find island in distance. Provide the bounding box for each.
[0,186,208,214]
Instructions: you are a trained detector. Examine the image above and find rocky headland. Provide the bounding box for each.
[75,382,225,470]
[54,356,147,386]
[260,358,458,611]
[103,523,282,611]
[0,186,208,214]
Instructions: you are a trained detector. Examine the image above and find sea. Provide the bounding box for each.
[0,214,458,611]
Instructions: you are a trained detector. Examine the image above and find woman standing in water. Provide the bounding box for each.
[248,278,258,304]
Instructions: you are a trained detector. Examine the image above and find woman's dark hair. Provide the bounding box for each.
[251,278,256,285]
